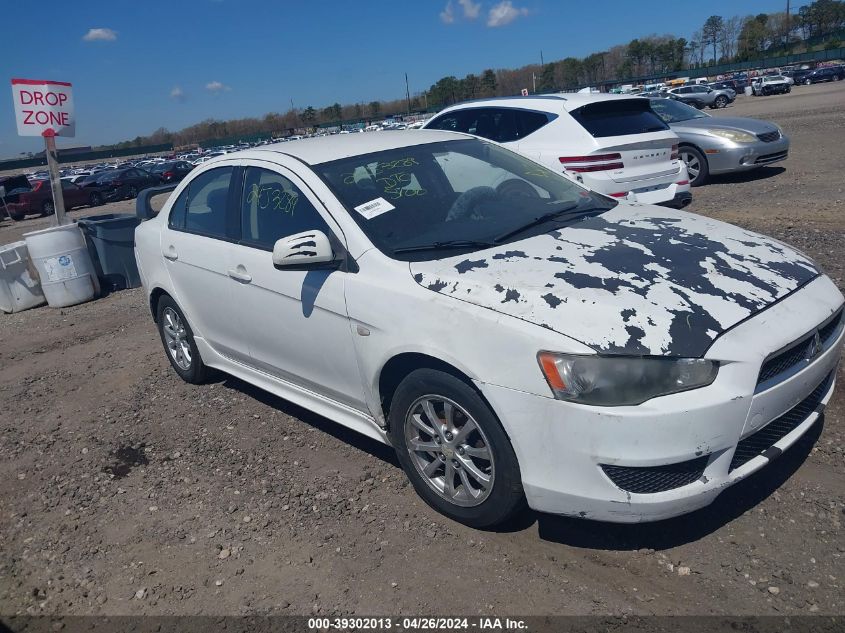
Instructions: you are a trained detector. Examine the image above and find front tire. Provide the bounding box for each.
[680,145,709,187]
[89,192,103,207]
[714,95,728,108]
[127,185,138,199]
[156,295,209,384]
[388,369,525,528]
[805,78,812,85]
[41,200,55,216]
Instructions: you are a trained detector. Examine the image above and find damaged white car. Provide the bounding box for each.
[135,130,844,527]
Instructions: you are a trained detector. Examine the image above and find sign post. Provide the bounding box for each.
[10,78,76,226]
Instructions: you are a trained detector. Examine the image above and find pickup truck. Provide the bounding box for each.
[751,76,791,96]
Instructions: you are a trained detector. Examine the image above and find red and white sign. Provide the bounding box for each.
[11,78,75,138]
[521,88,529,96]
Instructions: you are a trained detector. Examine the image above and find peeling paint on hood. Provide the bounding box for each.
[410,205,819,357]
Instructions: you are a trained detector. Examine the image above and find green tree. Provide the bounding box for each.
[368,101,381,117]
[302,106,317,125]
[480,69,498,96]
[538,63,557,92]
[703,15,725,63]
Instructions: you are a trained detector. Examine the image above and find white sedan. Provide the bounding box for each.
[135,131,844,527]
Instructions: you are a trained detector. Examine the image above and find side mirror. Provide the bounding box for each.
[272,230,337,269]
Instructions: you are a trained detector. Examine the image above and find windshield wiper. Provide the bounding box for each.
[392,239,498,255]
[493,203,600,243]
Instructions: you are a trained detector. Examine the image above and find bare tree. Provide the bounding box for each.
[720,15,742,60]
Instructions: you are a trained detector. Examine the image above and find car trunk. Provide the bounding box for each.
[566,99,678,183]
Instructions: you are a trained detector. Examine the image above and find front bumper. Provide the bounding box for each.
[707,135,790,175]
[478,275,844,523]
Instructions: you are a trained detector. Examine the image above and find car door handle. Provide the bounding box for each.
[163,246,178,261]
[227,268,252,283]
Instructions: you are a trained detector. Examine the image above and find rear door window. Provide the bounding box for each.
[427,107,553,143]
[169,166,234,239]
[569,100,669,138]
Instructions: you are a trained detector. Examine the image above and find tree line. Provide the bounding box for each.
[108,0,844,151]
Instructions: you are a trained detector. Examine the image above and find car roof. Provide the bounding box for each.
[437,92,646,115]
[226,130,471,166]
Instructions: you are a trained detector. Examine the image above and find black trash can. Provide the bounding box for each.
[77,213,142,292]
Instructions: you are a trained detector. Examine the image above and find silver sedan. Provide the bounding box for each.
[648,97,790,186]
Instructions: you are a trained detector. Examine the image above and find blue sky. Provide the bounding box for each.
[2,0,783,158]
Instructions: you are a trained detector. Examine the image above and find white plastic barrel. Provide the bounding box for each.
[0,241,46,313]
[23,224,99,308]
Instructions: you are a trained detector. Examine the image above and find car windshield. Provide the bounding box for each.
[649,99,709,123]
[316,139,615,261]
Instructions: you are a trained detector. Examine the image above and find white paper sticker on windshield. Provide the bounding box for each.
[354,197,395,219]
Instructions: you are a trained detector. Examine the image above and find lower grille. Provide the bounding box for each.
[601,455,709,494]
[756,151,788,164]
[756,130,781,142]
[730,372,833,472]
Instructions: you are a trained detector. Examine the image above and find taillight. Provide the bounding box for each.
[671,144,679,160]
[31,180,44,191]
[608,192,628,198]
[559,153,623,172]
[163,171,174,178]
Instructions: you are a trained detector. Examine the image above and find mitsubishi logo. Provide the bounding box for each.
[805,332,823,361]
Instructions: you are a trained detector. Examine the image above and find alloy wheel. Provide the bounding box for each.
[162,307,192,371]
[680,151,701,180]
[404,395,495,507]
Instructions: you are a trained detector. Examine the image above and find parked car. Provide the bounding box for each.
[91,167,160,201]
[647,97,789,187]
[708,79,746,94]
[667,85,735,109]
[149,161,195,183]
[4,178,104,221]
[135,132,844,527]
[784,69,813,85]
[751,76,791,96]
[800,66,845,84]
[424,94,691,208]
[61,173,90,185]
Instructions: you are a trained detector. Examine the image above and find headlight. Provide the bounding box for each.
[708,129,757,143]
[537,352,718,406]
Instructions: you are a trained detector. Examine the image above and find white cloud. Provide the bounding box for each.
[440,1,455,24]
[458,0,481,19]
[205,80,231,93]
[170,86,186,102]
[487,1,529,27]
[82,28,117,42]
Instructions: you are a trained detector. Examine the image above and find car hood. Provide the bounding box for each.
[671,116,780,136]
[409,205,819,357]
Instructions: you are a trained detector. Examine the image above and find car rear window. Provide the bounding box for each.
[569,99,669,138]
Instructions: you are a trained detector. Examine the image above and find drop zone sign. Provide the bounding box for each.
[11,78,75,137]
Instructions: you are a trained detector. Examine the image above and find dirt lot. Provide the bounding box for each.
[1,82,844,619]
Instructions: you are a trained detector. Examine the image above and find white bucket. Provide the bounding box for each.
[23,224,99,308]
[0,241,47,313]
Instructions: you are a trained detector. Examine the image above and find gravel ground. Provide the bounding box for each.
[0,82,843,618]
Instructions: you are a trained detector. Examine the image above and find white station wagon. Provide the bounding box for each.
[135,131,843,528]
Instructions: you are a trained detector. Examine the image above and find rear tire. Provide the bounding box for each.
[680,145,709,187]
[714,96,728,108]
[156,295,209,384]
[128,185,138,199]
[41,200,55,216]
[388,369,525,528]
[804,79,812,85]
[89,192,103,207]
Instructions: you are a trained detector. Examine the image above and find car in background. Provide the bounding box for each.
[135,132,844,527]
[667,84,735,109]
[149,161,195,183]
[784,69,813,84]
[751,76,791,96]
[800,66,845,84]
[708,79,747,94]
[61,173,91,185]
[424,94,691,208]
[647,97,789,186]
[4,178,105,221]
[88,167,160,202]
